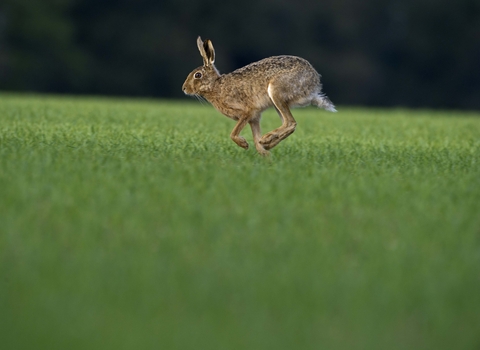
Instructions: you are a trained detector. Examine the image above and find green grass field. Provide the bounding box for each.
[1,94,479,350]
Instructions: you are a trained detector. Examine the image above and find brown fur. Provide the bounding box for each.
[182,37,336,155]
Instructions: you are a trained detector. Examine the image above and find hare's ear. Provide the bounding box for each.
[197,36,215,66]
[197,36,208,66]
[204,40,215,65]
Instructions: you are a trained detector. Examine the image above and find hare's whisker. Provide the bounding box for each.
[195,94,207,106]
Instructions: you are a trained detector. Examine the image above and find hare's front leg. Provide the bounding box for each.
[260,92,297,150]
[249,118,270,156]
[230,117,249,150]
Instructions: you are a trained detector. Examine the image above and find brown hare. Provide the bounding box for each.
[182,37,336,155]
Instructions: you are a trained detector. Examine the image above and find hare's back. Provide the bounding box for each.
[232,56,317,79]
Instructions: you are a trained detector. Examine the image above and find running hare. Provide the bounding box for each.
[182,37,336,155]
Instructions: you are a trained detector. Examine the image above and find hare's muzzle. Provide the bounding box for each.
[182,82,190,95]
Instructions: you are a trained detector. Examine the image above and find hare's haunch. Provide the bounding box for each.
[182,37,336,155]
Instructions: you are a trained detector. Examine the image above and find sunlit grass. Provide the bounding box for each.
[1,94,479,350]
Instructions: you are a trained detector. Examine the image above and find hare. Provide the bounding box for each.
[182,37,336,155]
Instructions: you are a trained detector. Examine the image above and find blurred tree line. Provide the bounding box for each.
[0,0,479,109]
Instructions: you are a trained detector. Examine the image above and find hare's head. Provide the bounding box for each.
[182,37,220,96]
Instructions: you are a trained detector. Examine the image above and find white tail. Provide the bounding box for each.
[314,94,337,112]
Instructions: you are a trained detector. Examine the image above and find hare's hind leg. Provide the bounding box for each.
[260,85,297,150]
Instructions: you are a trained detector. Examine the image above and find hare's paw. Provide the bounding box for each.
[231,136,249,150]
[259,131,279,149]
[260,125,296,150]
[257,148,271,156]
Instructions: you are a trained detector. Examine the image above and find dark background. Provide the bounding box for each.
[1,0,479,109]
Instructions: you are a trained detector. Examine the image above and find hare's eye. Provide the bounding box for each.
[194,72,202,79]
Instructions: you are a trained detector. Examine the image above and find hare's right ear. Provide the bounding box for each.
[197,36,215,66]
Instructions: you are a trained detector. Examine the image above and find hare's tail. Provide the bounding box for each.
[313,93,337,112]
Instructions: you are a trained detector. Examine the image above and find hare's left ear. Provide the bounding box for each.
[197,36,215,66]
